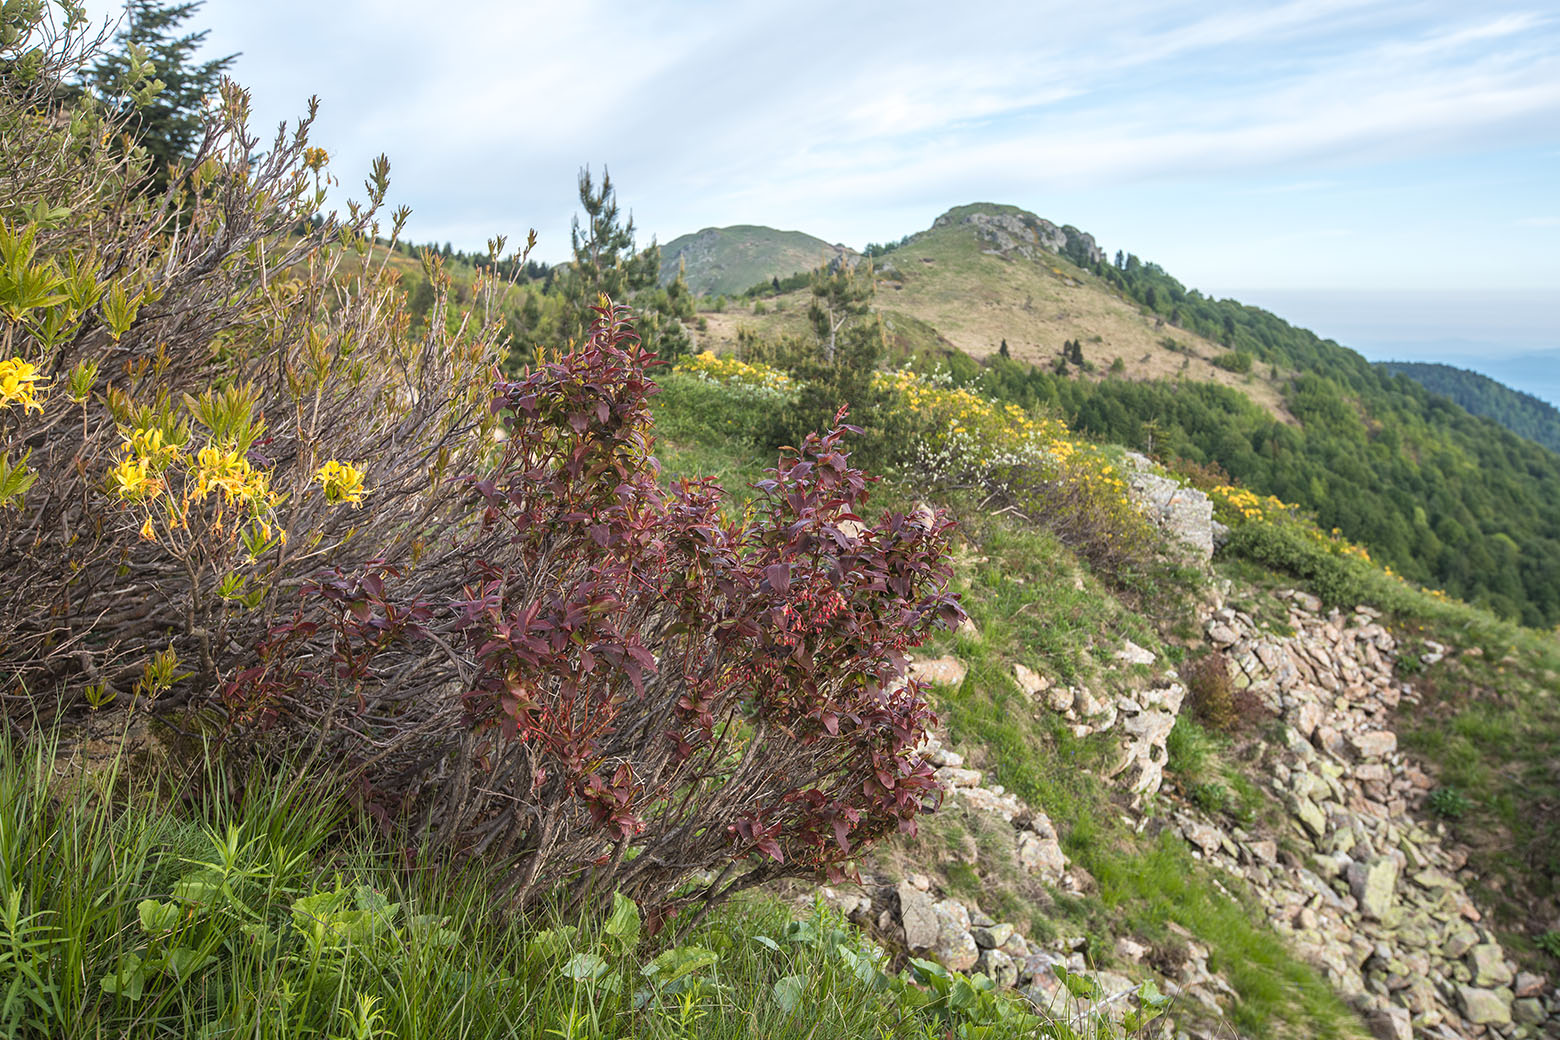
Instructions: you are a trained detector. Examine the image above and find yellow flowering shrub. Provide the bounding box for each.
[873,367,1155,577]
[1209,484,1372,563]
[315,459,368,505]
[0,8,511,713]
[678,351,794,400]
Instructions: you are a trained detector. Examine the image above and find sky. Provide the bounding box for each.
[79,1,1560,394]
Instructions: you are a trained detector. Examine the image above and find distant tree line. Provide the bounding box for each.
[1380,362,1560,456]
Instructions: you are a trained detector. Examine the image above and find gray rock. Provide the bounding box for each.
[932,900,978,971]
[976,947,1018,988]
[1347,856,1399,920]
[1017,831,1067,881]
[1207,622,1241,647]
[1456,984,1513,1025]
[1512,970,1546,998]
[1122,452,1217,562]
[1116,639,1157,666]
[1512,997,1545,1025]
[971,922,1014,949]
[1468,943,1514,988]
[1345,730,1398,760]
[1289,793,1329,839]
[1444,925,1480,960]
[1366,1004,1412,1040]
[1013,663,1049,697]
[897,881,939,950]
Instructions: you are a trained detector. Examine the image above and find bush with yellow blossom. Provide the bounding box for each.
[0,6,508,713]
[872,366,1156,578]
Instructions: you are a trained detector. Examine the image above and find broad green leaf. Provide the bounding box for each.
[137,899,180,934]
[562,952,608,983]
[771,974,806,1013]
[604,890,640,948]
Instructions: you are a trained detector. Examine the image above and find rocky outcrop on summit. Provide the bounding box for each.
[1167,591,1559,1039]
[932,207,1104,268]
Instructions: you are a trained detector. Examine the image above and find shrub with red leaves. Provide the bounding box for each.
[231,304,962,922]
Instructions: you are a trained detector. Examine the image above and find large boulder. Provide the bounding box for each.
[1467,943,1513,988]
[1456,985,1513,1025]
[1122,452,1217,562]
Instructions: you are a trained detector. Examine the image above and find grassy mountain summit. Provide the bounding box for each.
[658,224,855,295]
[1379,360,1560,454]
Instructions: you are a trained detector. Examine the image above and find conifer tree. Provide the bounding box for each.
[90,1,236,190]
[556,166,689,357]
[807,259,874,362]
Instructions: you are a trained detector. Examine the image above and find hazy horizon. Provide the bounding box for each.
[1209,287,1560,406]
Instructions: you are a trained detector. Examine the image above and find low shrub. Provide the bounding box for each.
[231,309,964,921]
[1179,652,1243,733]
[0,7,509,719]
[873,367,1161,582]
[1427,786,1472,820]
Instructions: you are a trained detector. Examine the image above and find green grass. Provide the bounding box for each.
[0,731,1114,1040]
[1089,834,1364,1039]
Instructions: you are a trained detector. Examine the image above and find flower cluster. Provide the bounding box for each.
[678,351,794,401]
[874,366,1152,574]
[0,357,45,413]
[873,367,1129,499]
[1208,485,1292,523]
[1209,483,1372,563]
[314,459,368,506]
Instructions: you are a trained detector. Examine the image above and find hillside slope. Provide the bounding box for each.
[682,204,1560,627]
[659,224,855,295]
[1379,360,1560,454]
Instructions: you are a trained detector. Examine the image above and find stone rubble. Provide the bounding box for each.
[830,581,1559,1039]
[1163,591,1559,1039]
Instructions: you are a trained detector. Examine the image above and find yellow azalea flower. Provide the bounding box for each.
[195,444,260,505]
[315,459,368,506]
[139,515,157,541]
[0,357,45,413]
[123,426,179,463]
[108,455,160,500]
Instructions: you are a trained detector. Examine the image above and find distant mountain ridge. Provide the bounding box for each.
[658,225,855,296]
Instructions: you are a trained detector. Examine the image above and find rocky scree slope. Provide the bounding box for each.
[811,470,1556,1040]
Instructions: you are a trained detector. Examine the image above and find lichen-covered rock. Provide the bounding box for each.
[1467,943,1513,988]
[976,948,1018,987]
[1347,856,1399,920]
[971,921,1014,949]
[1366,1004,1412,1040]
[932,899,979,971]
[1456,984,1512,1025]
